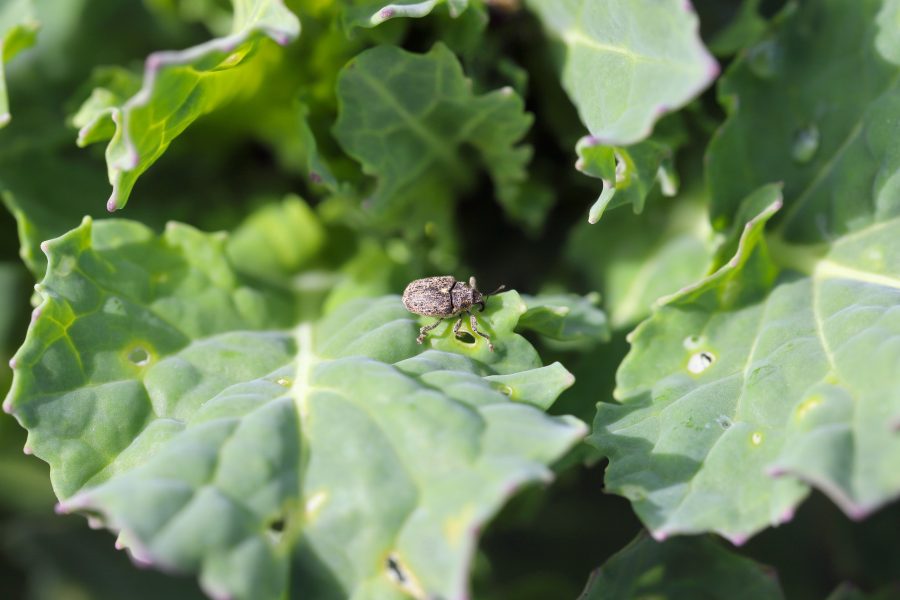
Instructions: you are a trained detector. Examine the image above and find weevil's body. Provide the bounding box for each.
[402,276,485,317]
[402,276,503,351]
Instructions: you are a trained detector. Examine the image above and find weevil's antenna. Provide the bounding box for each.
[478,284,506,312]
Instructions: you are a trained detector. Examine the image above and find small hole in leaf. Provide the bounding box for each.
[715,415,733,430]
[269,518,286,533]
[127,347,151,366]
[687,351,715,374]
[683,335,702,349]
[456,332,475,344]
[385,554,407,584]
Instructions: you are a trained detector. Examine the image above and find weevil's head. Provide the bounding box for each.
[469,276,505,312]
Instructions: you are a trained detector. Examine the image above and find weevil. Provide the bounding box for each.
[402,276,506,351]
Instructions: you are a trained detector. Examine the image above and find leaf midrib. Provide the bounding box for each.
[352,67,461,170]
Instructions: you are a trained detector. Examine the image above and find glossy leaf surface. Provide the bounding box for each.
[5,217,585,600]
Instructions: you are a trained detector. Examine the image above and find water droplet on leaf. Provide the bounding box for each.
[791,125,820,164]
[276,377,292,387]
[687,351,715,374]
[747,39,780,79]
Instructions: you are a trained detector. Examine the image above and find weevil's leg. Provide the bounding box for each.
[417,318,444,344]
[469,312,494,352]
[453,316,464,338]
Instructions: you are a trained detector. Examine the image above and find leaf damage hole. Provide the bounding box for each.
[269,517,286,533]
[127,347,151,367]
[715,415,733,430]
[455,332,476,344]
[682,335,702,350]
[385,553,408,585]
[687,351,715,374]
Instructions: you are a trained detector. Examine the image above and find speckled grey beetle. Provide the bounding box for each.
[402,276,505,351]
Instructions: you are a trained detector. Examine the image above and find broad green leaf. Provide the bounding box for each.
[566,187,714,329]
[333,43,533,228]
[575,136,676,224]
[5,217,585,600]
[224,195,326,284]
[74,0,300,211]
[525,0,718,146]
[344,0,471,30]
[519,292,610,344]
[707,0,768,58]
[593,185,900,542]
[580,532,784,599]
[0,0,39,128]
[707,0,900,243]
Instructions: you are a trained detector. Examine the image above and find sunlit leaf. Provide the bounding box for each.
[5,217,585,600]
[526,0,717,146]
[0,0,39,128]
[707,0,900,243]
[594,185,900,542]
[74,0,300,211]
[333,43,534,228]
[344,0,472,30]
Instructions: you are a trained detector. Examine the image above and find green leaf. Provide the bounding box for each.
[295,100,340,192]
[707,0,900,243]
[575,136,676,224]
[580,532,784,600]
[74,0,300,211]
[566,187,714,329]
[707,0,768,58]
[518,292,610,344]
[0,0,39,128]
[70,67,143,147]
[5,217,585,600]
[593,185,900,542]
[333,43,533,228]
[525,0,718,146]
[344,0,471,30]
[224,195,326,284]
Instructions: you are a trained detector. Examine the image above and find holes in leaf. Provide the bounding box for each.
[687,351,715,374]
[682,335,702,350]
[269,518,286,533]
[715,415,733,430]
[456,332,476,344]
[127,347,151,367]
[385,553,410,586]
[384,552,424,596]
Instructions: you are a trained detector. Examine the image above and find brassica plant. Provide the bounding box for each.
[1,0,899,598]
